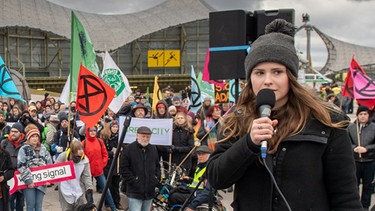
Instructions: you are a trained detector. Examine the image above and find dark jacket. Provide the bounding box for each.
[1,134,27,169]
[51,127,81,153]
[171,125,194,171]
[120,141,161,200]
[0,122,10,141]
[197,104,210,120]
[0,148,15,211]
[104,132,120,176]
[207,116,362,211]
[347,120,375,162]
[188,162,214,209]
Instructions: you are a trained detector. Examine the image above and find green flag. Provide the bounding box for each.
[69,11,99,100]
[146,87,150,103]
[197,72,215,101]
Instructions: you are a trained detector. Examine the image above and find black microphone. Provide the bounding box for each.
[256,89,276,159]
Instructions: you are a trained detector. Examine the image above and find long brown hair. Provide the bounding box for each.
[220,70,349,154]
[174,112,192,131]
[100,122,111,141]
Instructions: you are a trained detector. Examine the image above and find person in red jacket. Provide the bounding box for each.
[82,126,119,211]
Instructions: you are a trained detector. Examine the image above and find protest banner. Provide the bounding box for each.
[9,161,76,194]
[119,117,173,146]
[215,81,229,103]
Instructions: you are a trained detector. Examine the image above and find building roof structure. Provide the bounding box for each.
[1,0,375,74]
[0,0,211,51]
[313,26,375,74]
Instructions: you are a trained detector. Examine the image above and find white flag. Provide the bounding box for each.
[59,75,70,105]
[102,51,132,113]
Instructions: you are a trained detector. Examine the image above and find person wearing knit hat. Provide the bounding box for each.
[26,128,40,140]
[1,121,26,211]
[11,122,24,134]
[244,19,299,80]
[356,105,370,116]
[172,95,182,107]
[17,127,52,211]
[207,19,363,210]
[197,96,212,121]
[347,104,375,208]
[168,105,177,117]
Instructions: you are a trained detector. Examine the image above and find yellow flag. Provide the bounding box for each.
[152,76,163,114]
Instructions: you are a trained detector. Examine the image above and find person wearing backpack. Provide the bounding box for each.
[82,126,119,211]
[41,115,59,159]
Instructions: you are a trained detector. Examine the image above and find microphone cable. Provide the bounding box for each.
[262,156,292,211]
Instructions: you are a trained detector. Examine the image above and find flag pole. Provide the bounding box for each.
[356,120,362,158]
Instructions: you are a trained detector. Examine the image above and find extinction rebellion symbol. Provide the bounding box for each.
[77,75,109,116]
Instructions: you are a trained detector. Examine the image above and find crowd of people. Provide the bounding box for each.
[0,83,231,211]
[1,18,375,211]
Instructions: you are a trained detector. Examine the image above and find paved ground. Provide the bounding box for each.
[41,184,233,210]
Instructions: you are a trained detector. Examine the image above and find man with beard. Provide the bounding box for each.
[120,126,160,211]
[132,104,148,118]
[1,122,26,211]
[51,115,80,159]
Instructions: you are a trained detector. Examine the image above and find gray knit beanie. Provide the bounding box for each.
[245,19,299,80]
[12,122,24,133]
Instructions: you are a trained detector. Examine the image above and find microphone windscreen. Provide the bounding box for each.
[256,89,276,109]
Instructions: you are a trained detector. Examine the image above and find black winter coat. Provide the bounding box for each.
[171,125,194,171]
[120,141,161,200]
[104,132,120,176]
[0,148,15,211]
[207,116,363,211]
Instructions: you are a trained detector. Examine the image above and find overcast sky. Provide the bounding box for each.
[207,0,375,67]
[48,0,375,67]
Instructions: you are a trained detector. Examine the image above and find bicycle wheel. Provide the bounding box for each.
[195,204,222,211]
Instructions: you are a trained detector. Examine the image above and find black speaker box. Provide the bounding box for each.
[209,10,250,80]
[208,9,295,80]
[254,9,295,38]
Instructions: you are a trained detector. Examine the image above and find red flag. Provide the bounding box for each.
[76,64,116,127]
[342,57,375,109]
[202,47,225,88]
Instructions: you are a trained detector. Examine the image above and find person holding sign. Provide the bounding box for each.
[1,122,26,211]
[120,126,161,211]
[347,105,375,209]
[55,140,94,211]
[17,125,53,211]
